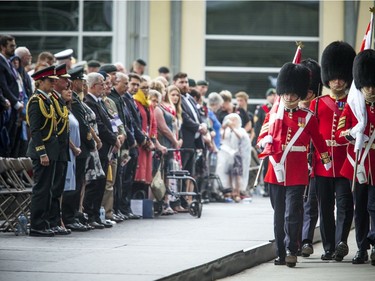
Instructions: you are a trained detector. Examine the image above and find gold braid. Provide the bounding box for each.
[52,96,69,135]
[26,95,56,141]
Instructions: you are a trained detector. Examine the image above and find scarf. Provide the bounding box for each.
[133,89,149,108]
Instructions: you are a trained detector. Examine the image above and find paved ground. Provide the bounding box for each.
[220,218,375,281]
[2,194,373,281]
[0,196,274,281]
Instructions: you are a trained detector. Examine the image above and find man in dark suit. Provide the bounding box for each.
[27,65,59,237]
[83,72,120,229]
[108,72,137,220]
[61,66,94,231]
[173,72,207,204]
[173,72,206,174]
[121,73,146,219]
[0,35,24,157]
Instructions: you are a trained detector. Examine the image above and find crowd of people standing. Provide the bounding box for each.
[0,34,258,238]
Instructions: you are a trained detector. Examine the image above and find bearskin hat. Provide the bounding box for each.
[276,62,310,100]
[300,58,322,96]
[321,41,356,89]
[353,49,375,89]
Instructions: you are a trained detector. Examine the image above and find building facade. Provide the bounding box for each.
[1,0,373,100]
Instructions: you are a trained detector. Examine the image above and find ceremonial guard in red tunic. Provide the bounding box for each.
[309,41,356,261]
[257,62,331,267]
[336,49,375,266]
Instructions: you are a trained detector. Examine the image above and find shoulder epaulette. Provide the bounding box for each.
[51,91,59,100]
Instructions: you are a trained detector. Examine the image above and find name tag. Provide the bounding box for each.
[110,120,118,133]
[114,114,123,126]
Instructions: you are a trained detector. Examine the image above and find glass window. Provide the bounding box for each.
[0,1,79,31]
[15,36,78,63]
[84,1,113,31]
[206,40,319,67]
[206,1,319,36]
[83,36,112,63]
[206,71,278,100]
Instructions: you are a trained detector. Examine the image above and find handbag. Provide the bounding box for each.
[150,163,166,201]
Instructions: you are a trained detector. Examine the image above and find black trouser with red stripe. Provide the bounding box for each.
[269,184,305,258]
[315,176,353,253]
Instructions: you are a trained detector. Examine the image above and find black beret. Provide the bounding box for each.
[68,66,85,80]
[321,41,356,89]
[197,80,209,86]
[87,60,101,68]
[276,62,310,100]
[300,58,322,96]
[188,78,196,87]
[98,70,109,79]
[158,66,169,73]
[136,59,147,66]
[99,64,117,73]
[353,49,375,89]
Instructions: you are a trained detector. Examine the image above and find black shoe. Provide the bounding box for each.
[335,242,349,262]
[101,220,113,228]
[370,247,375,266]
[66,222,89,232]
[29,228,55,237]
[51,226,71,235]
[110,214,124,223]
[127,212,141,219]
[89,221,105,229]
[274,257,286,265]
[352,250,368,264]
[321,251,334,260]
[301,243,314,257]
[285,251,297,267]
[116,211,129,220]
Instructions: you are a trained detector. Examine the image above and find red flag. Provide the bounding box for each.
[258,44,302,159]
[292,45,302,64]
[347,10,373,152]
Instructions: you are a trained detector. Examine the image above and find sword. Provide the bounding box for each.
[351,149,360,192]
[253,159,265,188]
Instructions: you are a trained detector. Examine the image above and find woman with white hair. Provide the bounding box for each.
[216,113,251,202]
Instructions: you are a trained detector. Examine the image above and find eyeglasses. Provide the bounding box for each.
[141,86,149,91]
[95,83,104,87]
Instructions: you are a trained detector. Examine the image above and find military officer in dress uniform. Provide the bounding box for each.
[27,65,59,237]
[48,63,71,235]
[336,49,375,266]
[310,41,355,262]
[257,62,331,267]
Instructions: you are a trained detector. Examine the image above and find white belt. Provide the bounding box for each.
[282,145,306,152]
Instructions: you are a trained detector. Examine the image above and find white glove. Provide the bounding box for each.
[350,124,364,139]
[324,161,332,171]
[260,135,273,148]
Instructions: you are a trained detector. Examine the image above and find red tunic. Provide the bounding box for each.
[335,102,375,185]
[258,108,329,186]
[310,95,348,177]
[134,101,157,184]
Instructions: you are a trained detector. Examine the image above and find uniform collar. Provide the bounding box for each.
[284,106,299,113]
